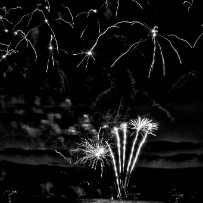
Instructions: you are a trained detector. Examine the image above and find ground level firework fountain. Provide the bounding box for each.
[70,116,158,199]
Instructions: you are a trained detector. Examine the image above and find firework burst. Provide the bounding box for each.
[71,116,158,198]
[108,116,158,197]
[111,22,191,77]
[73,129,111,177]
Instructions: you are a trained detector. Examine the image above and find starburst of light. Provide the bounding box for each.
[59,116,158,198]
[124,117,158,188]
[129,116,158,137]
[73,129,111,177]
[46,35,55,72]
[110,21,191,77]
[108,117,158,197]
[0,2,192,78]
[128,119,158,175]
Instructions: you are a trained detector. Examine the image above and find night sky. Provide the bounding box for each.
[0,0,203,201]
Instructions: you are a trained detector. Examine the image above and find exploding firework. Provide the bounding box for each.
[111,22,192,77]
[108,116,158,197]
[73,128,111,177]
[0,1,194,80]
[72,116,158,198]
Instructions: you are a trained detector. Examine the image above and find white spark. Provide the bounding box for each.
[183,0,193,11]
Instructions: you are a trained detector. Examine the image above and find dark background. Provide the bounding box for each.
[0,0,203,202]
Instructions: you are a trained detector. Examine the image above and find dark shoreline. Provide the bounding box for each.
[0,160,203,202]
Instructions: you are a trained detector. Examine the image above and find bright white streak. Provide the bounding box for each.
[131,0,144,9]
[167,34,192,48]
[157,40,165,76]
[61,4,74,26]
[129,132,148,174]
[106,142,121,197]
[183,0,193,11]
[148,37,157,78]
[126,131,139,173]
[160,35,182,64]
[193,32,203,48]
[114,127,122,175]
[111,39,144,68]
[55,150,69,163]
[122,123,127,172]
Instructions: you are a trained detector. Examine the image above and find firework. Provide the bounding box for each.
[53,115,158,198]
[183,0,194,11]
[115,0,149,16]
[0,2,192,78]
[111,22,191,77]
[72,20,120,69]
[108,116,158,197]
[46,34,55,72]
[73,128,111,177]
[0,2,59,71]
[193,24,203,48]
[128,118,158,175]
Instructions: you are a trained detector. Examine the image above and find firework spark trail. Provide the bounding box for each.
[114,127,122,175]
[78,11,101,40]
[129,132,148,174]
[167,34,193,48]
[107,141,121,197]
[126,117,151,174]
[12,4,45,30]
[0,40,18,62]
[149,30,157,77]
[124,117,158,190]
[129,121,158,174]
[73,50,95,69]
[0,2,75,72]
[126,130,139,174]
[46,35,55,72]
[55,150,69,163]
[157,40,165,75]
[13,27,40,59]
[0,13,12,30]
[70,117,158,197]
[167,70,197,93]
[115,0,149,16]
[80,24,89,38]
[73,21,120,68]
[44,0,51,13]
[183,0,193,11]
[108,20,190,77]
[0,6,40,60]
[142,90,174,121]
[75,0,106,37]
[76,8,98,18]
[12,3,59,54]
[161,35,182,62]
[111,38,145,67]
[60,4,74,27]
[0,2,192,75]
[115,0,120,17]
[193,29,203,48]
[148,26,183,77]
[53,17,74,29]
[0,6,22,33]
[72,129,111,177]
[73,20,146,69]
[122,123,127,173]
[0,6,22,15]
[131,0,145,9]
[109,117,158,197]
